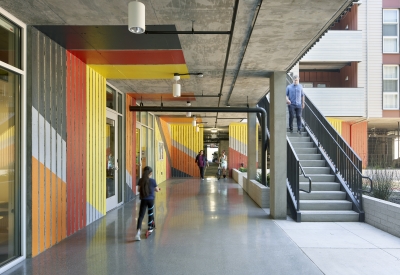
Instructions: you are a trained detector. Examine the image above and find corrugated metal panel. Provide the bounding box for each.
[341,122,351,145]
[305,88,366,117]
[86,67,106,224]
[302,31,362,62]
[125,96,136,201]
[358,1,382,118]
[155,118,166,183]
[159,118,172,178]
[229,123,248,171]
[66,51,87,236]
[170,124,203,177]
[326,118,342,134]
[30,28,67,256]
[351,121,368,168]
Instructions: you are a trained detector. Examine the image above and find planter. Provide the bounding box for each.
[232,169,247,187]
[232,171,270,208]
[363,195,400,238]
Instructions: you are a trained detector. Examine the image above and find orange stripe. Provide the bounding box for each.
[45,167,51,248]
[39,161,45,252]
[52,173,57,246]
[32,157,39,256]
[62,181,67,239]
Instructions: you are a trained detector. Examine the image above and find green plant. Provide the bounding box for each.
[363,169,394,201]
[256,172,270,187]
[239,167,247,172]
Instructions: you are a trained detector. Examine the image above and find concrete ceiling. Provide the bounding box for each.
[1,0,355,129]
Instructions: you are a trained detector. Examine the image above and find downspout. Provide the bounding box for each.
[130,105,268,186]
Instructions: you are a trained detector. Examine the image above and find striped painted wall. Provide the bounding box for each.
[155,117,167,183]
[29,27,67,256]
[170,124,203,177]
[229,123,248,172]
[86,67,106,224]
[326,118,343,134]
[66,51,87,236]
[125,95,136,200]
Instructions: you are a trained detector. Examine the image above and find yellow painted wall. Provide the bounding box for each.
[155,118,167,183]
[327,118,342,134]
[86,67,106,222]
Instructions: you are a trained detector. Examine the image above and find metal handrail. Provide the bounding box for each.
[302,94,373,205]
[299,164,312,193]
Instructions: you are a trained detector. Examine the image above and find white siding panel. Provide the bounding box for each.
[305,88,366,117]
[302,31,363,62]
[358,0,383,118]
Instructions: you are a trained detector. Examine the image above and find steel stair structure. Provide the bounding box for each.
[287,130,360,222]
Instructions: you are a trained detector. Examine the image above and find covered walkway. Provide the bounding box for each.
[5,178,400,275]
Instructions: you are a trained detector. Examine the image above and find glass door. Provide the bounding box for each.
[106,111,119,212]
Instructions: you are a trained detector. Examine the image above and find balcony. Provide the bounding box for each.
[304,88,366,117]
[301,30,362,63]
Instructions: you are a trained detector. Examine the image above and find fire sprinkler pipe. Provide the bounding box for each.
[130,105,268,186]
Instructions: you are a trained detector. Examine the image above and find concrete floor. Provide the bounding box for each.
[3,177,400,275]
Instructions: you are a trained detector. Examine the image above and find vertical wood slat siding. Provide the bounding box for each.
[66,51,87,236]
[229,123,248,170]
[331,4,358,30]
[30,28,67,256]
[341,122,351,145]
[170,125,203,177]
[155,118,167,184]
[159,118,172,178]
[86,67,106,224]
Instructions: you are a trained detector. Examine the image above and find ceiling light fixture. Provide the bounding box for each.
[186,101,191,117]
[192,116,197,127]
[174,72,203,78]
[128,1,145,34]
[211,128,218,133]
[173,75,181,97]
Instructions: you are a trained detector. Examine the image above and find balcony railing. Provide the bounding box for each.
[304,87,366,117]
[301,30,362,62]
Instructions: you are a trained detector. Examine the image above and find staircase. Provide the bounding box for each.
[288,130,359,222]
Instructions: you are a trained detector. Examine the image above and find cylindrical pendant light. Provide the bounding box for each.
[173,83,181,97]
[128,1,145,34]
[186,112,191,117]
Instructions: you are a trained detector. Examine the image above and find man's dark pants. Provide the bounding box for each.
[288,104,302,131]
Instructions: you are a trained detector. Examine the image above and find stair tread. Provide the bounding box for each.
[300,191,345,193]
[300,210,358,214]
[300,200,351,203]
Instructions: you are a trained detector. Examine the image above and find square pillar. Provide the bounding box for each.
[270,71,287,219]
[247,111,257,180]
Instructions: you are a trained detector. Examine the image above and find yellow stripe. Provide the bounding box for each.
[326,118,342,135]
[88,64,189,79]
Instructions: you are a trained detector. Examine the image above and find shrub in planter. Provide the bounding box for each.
[363,169,395,201]
[256,172,270,187]
[239,167,247,172]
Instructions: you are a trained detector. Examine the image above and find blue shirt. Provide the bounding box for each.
[286,83,304,107]
[140,178,158,200]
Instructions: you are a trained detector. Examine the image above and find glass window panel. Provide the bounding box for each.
[0,67,21,264]
[148,129,154,169]
[117,93,122,114]
[0,15,21,69]
[383,93,398,109]
[141,126,148,169]
[384,66,398,78]
[106,86,116,111]
[384,10,398,23]
[141,111,148,126]
[383,38,398,53]
[383,80,398,92]
[383,25,398,36]
[148,113,153,129]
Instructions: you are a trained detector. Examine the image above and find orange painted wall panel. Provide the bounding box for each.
[351,121,368,168]
[32,157,39,256]
[341,122,351,145]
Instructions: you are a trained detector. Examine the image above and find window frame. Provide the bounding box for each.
[383,65,399,110]
[383,9,399,54]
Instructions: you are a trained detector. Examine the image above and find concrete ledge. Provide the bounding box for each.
[232,171,270,208]
[363,195,400,238]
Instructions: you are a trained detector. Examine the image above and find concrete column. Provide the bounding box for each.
[247,111,257,180]
[270,71,287,219]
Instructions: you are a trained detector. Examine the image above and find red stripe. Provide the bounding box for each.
[69,50,186,65]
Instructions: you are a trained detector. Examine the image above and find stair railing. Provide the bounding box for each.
[302,94,373,211]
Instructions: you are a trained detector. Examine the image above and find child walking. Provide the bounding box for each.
[135,166,160,241]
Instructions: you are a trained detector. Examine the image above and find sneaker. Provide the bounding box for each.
[223,175,226,178]
[134,230,141,241]
[201,178,204,180]
[289,129,293,133]
[148,227,154,233]
[297,130,301,135]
